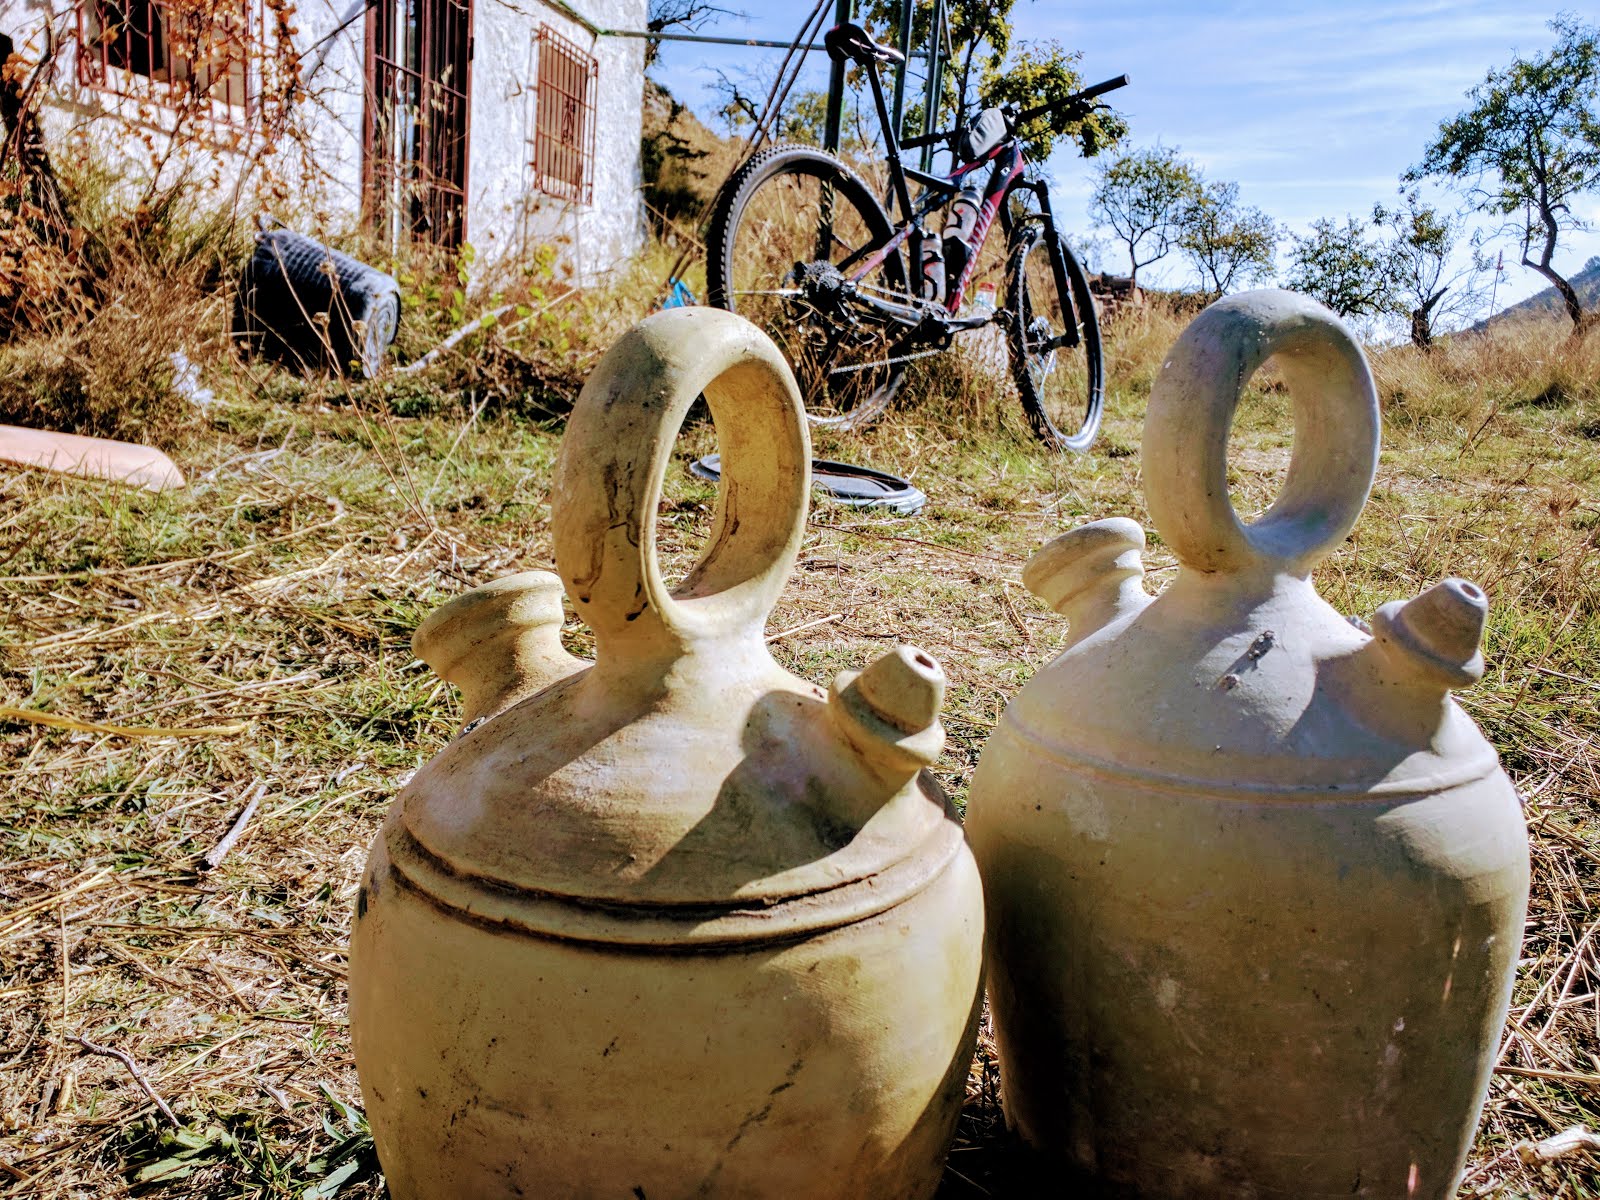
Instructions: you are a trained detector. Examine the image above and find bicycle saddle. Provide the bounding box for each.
[824,22,905,66]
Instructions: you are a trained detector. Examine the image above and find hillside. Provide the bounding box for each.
[642,79,743,230]
[1486,254,1600,326]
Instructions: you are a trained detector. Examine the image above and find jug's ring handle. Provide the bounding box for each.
[1142,290,1379,577]
[552,307,809,651]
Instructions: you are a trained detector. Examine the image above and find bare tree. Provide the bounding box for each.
[1372,190,1487,347]
[646,1,741,68]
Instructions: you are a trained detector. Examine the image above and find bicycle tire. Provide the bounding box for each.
[707,145,915,430]
[1005,223,1105,452]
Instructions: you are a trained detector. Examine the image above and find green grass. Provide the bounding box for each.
[1,297,1597,1197]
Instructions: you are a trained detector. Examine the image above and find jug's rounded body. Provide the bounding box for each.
[966,291,1528,1199]
[348,309,983,1200]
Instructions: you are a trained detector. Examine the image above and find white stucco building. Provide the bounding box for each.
[0,0,648,278]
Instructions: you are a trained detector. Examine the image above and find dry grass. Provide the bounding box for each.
[0,292,1597,1198]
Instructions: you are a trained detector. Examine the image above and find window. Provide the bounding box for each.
[531,25,596,205]
[78,0,256,117]
[364,0,473,250]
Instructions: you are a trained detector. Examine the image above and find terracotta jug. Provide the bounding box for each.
[965,290,1529,1198]
[348,307,984,1199]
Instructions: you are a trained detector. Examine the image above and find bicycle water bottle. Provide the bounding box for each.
[943,181,983,288]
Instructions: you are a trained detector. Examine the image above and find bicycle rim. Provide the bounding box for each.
[709,149,913,428]
[1006,226,1104,452]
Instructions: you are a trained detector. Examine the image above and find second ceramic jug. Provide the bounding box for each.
[348,308,984,1199]
[967,291,1529,1199]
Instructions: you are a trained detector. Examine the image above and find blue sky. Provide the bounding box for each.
[648,1,1600,313]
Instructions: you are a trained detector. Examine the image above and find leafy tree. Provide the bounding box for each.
[980,41,1125,162]
[706,71,872,151]
[861,2,1125,160]
[1407,15,1600,329]
[1177,179,1277,296]
[1283,216,1399,322]
[1088,146,1201,285]
[863,0,1016,135]
[779,87,875,153]
[1372,190,1487,348]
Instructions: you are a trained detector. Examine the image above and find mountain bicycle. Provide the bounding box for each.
[705,21,1127,451]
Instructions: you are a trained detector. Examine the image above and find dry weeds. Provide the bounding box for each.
[0,300,1596,1198]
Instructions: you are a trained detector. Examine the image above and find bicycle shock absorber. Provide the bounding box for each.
[917,227,946,303]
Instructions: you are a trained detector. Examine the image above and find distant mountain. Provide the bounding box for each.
[1482,255,1600,327]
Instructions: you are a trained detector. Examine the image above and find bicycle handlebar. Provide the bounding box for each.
[899,128,950,151]
[897,73,1129,153]
[1014,74,1130,128]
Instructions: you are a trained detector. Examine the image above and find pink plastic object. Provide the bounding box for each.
[0,425,184,491]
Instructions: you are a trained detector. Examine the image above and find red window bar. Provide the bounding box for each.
[364,0,473,250]
[531,25,596,206]
[76,0,259,127]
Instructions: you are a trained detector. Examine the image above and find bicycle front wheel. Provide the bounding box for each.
[707,145,914,429]
[1005,224,1104,452]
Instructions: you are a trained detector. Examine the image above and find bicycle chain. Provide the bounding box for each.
[825,317,1009,376]
[826,347,946,376]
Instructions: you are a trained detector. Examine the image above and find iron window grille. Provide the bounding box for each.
[76,0,259,124]
[531,24,596,206]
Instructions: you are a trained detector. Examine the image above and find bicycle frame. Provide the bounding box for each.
[836,46,1079,348]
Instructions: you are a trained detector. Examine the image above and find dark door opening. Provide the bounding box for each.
[364,0,472,250]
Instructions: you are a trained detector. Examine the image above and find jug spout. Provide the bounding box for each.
[412,571,587,731]
[828,644,946,791]
[1368,577,1488,692]
[1022,517,1151,647]
[1343,577,1490,742]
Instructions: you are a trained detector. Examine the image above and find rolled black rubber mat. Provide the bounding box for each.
[233,230,401,378]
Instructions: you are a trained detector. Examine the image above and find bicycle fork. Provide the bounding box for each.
[1017,180,1084,353]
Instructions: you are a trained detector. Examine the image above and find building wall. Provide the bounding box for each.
[293,0,368,229]
[0,0,360,227]
[474,0,648,282]
[0,0,647,281]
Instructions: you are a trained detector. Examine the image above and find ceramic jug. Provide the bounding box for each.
[966,290,1529,1199]
[348,307,984,1199]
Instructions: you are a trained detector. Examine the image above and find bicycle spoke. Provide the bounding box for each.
[706,146,917,430]
[1006,223,1104,452]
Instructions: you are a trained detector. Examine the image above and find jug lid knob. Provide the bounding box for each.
[413,570,566,679]
[831,645,946,776]
[1023,517,1147,615]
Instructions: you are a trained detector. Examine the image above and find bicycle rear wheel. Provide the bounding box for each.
[707,145,915,429]
[1005,223,1104,452]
